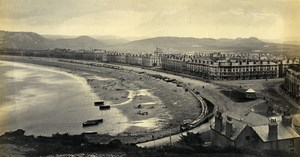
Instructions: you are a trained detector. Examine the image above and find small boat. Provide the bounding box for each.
[94,119,104,123]
[82,120,98,127]
[94,101,105,106]
[99,105,110,110]
[82,131,98,135]
[82,119,103,127]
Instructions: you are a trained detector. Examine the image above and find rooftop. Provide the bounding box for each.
[252,116,300,142]
[289,64,300,73]
[243,112,269,126]
[213,112,300,142]
[245,88,256,93]
[212,114,248,140]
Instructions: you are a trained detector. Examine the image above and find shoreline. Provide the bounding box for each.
[0,56,203,143]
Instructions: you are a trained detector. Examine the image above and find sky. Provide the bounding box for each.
[0,0,300,41]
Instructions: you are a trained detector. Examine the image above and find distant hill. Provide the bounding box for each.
[1,31,300,56]
[0,31,269,52]
[0,31,50,49]
[111,36,269,53]
[92,36,129,46]
[51,36,104,49]
[43,35,129,46]
[0,31,105,50]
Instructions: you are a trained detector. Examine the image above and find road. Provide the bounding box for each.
[136,119,213,148]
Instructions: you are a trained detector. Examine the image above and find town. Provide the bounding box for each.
[1,0,300,156]
[1,46,300,156]
[1,47,299,80]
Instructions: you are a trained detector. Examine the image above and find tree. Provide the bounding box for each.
[179,132,204,146]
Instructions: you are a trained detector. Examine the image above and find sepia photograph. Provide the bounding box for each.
[0,0,300,156]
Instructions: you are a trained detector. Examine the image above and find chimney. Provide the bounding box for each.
[226,116,233,137]
[215,110,223,132]
[268,118,278,140]
[282,111,292,127]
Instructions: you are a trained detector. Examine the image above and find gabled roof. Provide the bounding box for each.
[213,113,300,142]
[252,116,300,142]
[293,114,300,126]
[212,115,248,140]
[248,116,300,142]
[231,122,248,140]
[252,118,300,142]
[243,112,269,126]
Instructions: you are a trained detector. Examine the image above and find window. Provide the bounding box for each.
[246,136,250,142]
[290,149,295,154]
[290,139,295,146]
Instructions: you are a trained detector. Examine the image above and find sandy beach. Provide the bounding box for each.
[77,66,200,135]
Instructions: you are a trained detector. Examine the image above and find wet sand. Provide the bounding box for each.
[59,61,201,135]
[0,61,131,136]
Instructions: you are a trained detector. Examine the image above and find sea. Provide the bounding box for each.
[0,61,130,136]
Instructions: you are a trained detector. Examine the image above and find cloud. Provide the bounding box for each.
[0,0,299,41]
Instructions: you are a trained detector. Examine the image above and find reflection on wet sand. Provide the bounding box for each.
[0,61,131,136]
[112,89,162,107]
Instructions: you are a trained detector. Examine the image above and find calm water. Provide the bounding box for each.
[0,61,130,136]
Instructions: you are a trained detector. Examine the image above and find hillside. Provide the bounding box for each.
[1,31,300,56]
[51,36,104,49]
[111,36,269,53]
[43,35,129,46]
[0,31,105,50]
[0,31,50,49]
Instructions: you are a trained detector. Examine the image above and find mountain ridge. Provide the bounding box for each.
[1,30,299,55]
[112,36,268,53]
[0,30,105,50]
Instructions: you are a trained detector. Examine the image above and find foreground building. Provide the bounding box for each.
[211,111,300,154]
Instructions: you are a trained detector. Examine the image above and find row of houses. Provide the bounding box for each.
[0,48,163,68]
[190,52,286,62]
[102,52,161,67]
[0,48,104,60]
[161,54,300,80]
[1,48,299,79]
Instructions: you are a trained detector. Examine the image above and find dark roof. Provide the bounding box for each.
[212,114,248,140]
[289,64,300,72]
[213,113,300,142]
[243,112,269,126]
[252,116,300,142]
